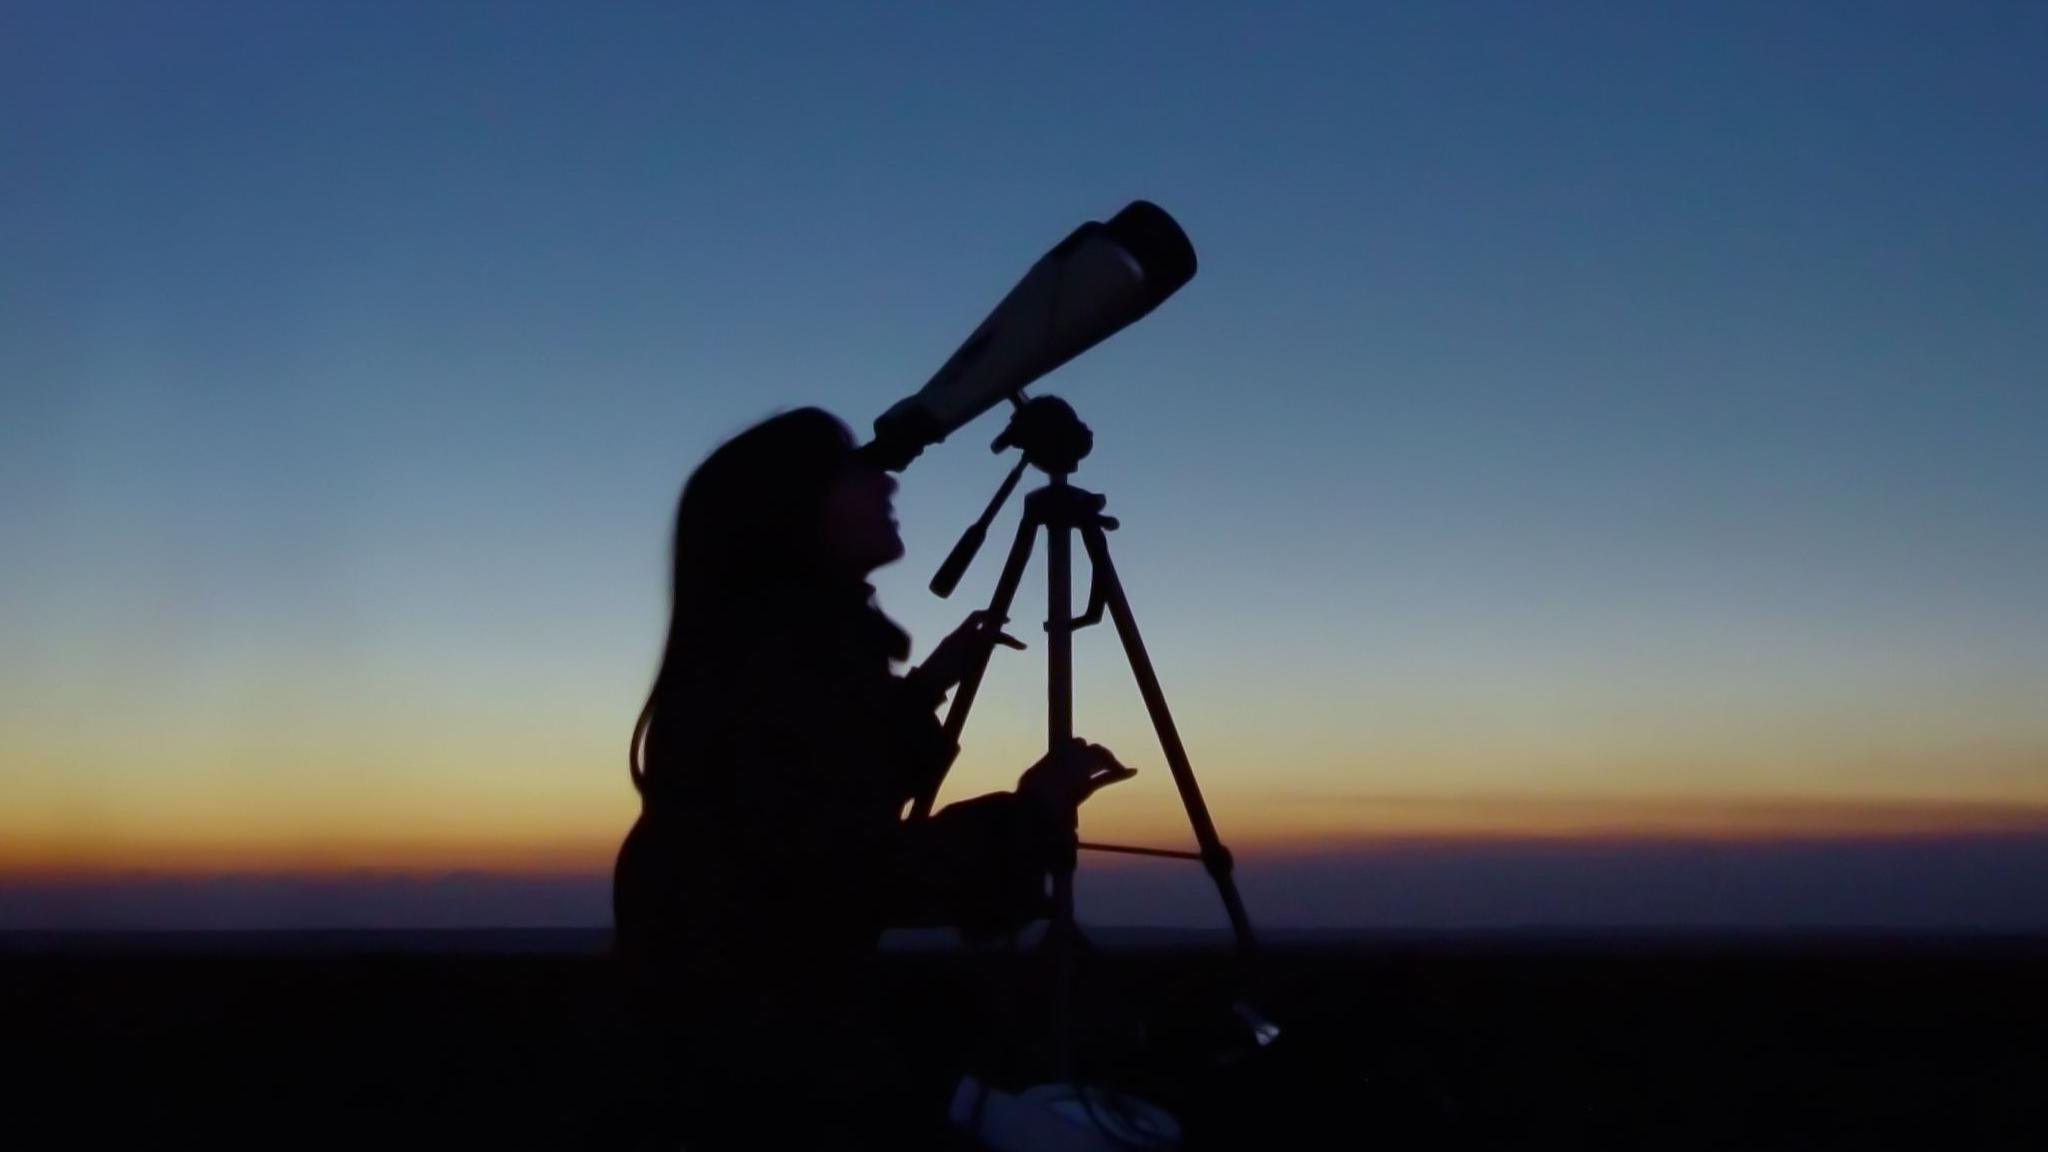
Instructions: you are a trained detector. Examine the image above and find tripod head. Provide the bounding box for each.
[930,395,1103,599]
[994,394,1094,478]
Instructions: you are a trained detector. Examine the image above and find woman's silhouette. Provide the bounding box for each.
[613,408,1133,1144]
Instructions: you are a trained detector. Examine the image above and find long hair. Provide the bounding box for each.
[628,408,905,797]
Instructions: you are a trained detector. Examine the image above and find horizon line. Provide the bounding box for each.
[10,822,2048,884]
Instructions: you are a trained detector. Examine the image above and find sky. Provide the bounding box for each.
[4,2,2045,928]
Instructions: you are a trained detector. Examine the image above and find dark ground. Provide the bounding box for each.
[5,931,2044,1149]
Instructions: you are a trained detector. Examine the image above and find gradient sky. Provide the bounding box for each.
[4,3,2045,924]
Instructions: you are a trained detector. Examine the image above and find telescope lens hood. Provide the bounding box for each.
[1105,201,1197,303]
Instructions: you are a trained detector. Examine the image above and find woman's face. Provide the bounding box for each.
[824,462,904,576]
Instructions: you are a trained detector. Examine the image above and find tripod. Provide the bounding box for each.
[909,395,1258,1080]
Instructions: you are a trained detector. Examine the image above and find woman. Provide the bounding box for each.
[613,408,1133,1143]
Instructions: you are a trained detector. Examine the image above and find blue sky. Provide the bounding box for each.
[3,2,2045,925]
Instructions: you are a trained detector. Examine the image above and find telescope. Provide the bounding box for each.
[859,201,1197,471]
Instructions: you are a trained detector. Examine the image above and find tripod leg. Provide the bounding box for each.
[911,507,1041,821]
[1078,522,1259,963]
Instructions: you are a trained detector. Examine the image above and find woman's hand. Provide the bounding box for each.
[914,610,1025,694]
[1018,739,1137,818]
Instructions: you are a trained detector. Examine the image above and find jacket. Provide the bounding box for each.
[612,607,1063,1075]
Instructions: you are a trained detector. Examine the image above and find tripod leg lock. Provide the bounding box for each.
[1067,566,1109,630]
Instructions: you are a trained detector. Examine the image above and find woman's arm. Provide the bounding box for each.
[887,740,1138,937]
[886,791,1066,937]
[716,649,1069,940]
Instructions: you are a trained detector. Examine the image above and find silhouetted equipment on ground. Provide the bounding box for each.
[17,934,2045,1147]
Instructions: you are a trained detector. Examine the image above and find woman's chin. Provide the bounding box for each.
[863,535,906,573]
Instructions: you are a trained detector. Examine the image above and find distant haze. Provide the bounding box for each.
[8,834,2046,933]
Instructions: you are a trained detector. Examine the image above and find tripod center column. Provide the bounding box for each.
[1040,473,1080,1082]
[1045,474,1073,748]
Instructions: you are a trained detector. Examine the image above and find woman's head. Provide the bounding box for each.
[669,407,902,613]
[632,407,905,792]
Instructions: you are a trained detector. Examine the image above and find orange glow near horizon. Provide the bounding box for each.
[7,661,2046,882]
[10,788,2047,882]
